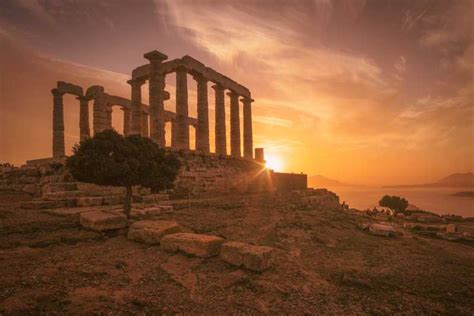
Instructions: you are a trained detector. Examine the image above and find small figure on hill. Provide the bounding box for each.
[67,130,181,218]
[379,195,409,214]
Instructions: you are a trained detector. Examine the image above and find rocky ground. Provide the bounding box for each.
[1,191,473,315]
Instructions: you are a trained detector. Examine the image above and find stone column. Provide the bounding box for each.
[105,105,113,130]
[123,108,131,136]
[144,50,167,146]
[141,112,149,137]
[128,79,145,136]
[212,84,226,155]
[175,66,189,149]
[77,96,90,141]
[193,73,210,153]
[242,97,254,159]
[171,119,177,147]
[228,91,241,157]
[52,89,65,158]
[93,93,107,134]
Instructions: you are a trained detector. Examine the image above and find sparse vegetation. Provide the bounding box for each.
[66,130,180,218]
[379,195,409,213]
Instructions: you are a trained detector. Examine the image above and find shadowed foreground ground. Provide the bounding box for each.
[0,192,473,315]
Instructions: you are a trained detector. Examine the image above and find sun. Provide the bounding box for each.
[265,153,284,171]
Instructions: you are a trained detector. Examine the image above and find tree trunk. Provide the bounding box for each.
[124,186,132,219]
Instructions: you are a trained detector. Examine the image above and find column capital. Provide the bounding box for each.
[127,78,146,86]
[211,83,225,92]
[192,72,208,82]
[144,50,168,62]
[51,88,64,97]
[227,90,239,98]
[240,97,254,103]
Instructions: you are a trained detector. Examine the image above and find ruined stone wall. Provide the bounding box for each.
[171,151,272,198]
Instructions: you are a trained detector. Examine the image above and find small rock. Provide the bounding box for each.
[76,196,103,207]
[368,223,398,237]
[128,220,183,244]
[161,233,224,257]
[80,211,127,232]
[220,241,275,272]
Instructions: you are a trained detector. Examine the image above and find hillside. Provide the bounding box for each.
[308,175,352,188]
[385,172,474,188]
[1,191,473,314]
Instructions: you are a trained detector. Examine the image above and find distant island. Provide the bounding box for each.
[452,191,474,198]
[308,175,357,188]
[384,172,474,188]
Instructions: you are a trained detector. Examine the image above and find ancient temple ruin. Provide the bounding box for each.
[51,50,254,160]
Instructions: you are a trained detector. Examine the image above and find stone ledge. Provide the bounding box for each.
[128,220,183,244]
[160,233,224,257]
[80,211,127,232]
[220,241,274,272]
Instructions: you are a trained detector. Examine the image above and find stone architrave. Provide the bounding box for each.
[228,91,241,157]
[193,73,210,153]
[213,84,226,155]
[175,66,189,149]
[52,88,65,157]
[242,97,254,159]
[144,50,168,146]
[77,96,90,141]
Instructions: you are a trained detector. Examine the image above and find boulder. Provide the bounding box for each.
[128,220,183,244]
[76,196,103,207]
[161,233,225,257]
[220,241,275,272]
[446,224,457,233]
[22,184,39,195]
[368,223,398,237]
[80,211,127,232]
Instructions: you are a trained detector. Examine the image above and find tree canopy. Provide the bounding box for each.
[379,195,409,213]
[66,130,181,217]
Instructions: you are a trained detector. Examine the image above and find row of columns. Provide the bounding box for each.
[128,59,254,159]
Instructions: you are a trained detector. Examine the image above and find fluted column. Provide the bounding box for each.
[193,73,210,153]
[123,108,131,136]
[175,66,189,149]
[144,50,167,146]
[141,112,149,137]
[52,89,65,158]
[93,92,107,134]
[128,79,145,135]
[228,91,241,157]
[242,97,254,159]
[105,105,113,130]
[171,119,177,147]
[77,96,90,141]
[212,84,226,155]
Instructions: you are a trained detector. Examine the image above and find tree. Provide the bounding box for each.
[67,130,180,218]
[379,195,409,213]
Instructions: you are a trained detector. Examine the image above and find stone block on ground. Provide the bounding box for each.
[220,241,275,272]
[160,233,224,258]
[22,184,40,195]
[102,195,123,206]
[368,223,398,237]
[141,193,169,204]
[130,207,162,219]
[20,200,69,209]
[80,211,127,232]
[128,220,183,244]
[76,196,103,207]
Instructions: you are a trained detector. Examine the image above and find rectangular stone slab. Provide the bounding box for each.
[160,233,224,258]
[80,211,127,232]
[220,241,274,272]
[128,220,183,244]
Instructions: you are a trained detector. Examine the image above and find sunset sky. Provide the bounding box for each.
[0,0,473,185]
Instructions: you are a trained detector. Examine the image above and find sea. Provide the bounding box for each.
[320,186,474,217]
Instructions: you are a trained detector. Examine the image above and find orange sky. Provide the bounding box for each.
[0,0,473,185]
